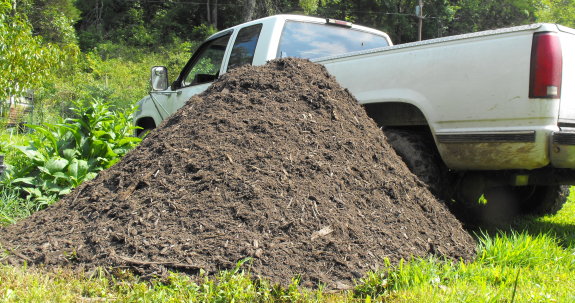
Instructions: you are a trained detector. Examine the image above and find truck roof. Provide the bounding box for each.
[206,14,391,44]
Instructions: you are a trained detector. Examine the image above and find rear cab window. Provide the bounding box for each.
[228,24,263,70]
[276,20,389,59]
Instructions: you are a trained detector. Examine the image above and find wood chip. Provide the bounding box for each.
[311,226,333,240]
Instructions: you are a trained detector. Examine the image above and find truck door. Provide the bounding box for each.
[150,32,232,118]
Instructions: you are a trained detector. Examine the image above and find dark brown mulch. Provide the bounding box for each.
[0,58,475,288]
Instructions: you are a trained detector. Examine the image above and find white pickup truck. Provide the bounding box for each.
[134,14,575,220]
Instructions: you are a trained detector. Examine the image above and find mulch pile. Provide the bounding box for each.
[0,58,475,288]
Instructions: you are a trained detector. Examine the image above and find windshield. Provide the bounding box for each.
[276,21,389,60]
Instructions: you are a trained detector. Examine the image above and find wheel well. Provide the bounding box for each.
[363,102,428,127]
[368,103,443,177]
[135,117,156,136]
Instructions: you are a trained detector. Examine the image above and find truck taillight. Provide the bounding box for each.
[530,32,562,99]
[326,18,352,28]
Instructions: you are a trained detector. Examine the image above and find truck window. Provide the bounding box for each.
[228,24,263,70]
[182,33,231,87]
[276,21,389,59]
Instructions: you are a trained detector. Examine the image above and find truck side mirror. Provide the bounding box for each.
[150,66,169,91]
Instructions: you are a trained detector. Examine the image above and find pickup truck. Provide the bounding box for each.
[134,14,575,221]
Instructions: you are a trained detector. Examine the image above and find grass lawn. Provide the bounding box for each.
[0,191,574,302]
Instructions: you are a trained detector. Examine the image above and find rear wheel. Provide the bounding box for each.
[383,128,451,199]
[515,185,570,216]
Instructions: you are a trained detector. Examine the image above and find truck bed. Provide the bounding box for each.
[317,23,575,171]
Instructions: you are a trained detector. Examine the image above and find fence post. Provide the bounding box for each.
[0,155,5,175]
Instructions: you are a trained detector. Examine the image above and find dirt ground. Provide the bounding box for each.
[0,58,475,288]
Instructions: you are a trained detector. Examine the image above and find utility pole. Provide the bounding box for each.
[417,0,423,41]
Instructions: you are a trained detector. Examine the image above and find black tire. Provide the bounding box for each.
[383,128,451,199]
[515,185,570,216]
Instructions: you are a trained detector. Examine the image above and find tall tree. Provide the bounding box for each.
[243,0,256,21]
[206,0,218,27]
[25,0,80,45]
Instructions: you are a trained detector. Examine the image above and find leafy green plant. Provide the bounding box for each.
[6,99,140,206]
[0,130,28,175]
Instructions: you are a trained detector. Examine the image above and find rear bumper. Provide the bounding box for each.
[435,130,548,170]
[433,129,575,185]
[550,131,575,168]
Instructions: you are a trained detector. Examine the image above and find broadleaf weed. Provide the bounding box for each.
[1,98,140,211]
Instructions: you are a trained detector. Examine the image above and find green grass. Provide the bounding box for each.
[1,191,574,302]
[358,231,575,302]
[352,191,575,302]
[0,188,39,225]
[0,264,331,302]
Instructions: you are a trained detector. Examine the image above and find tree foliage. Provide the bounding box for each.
[448,0,537,35]
[533,0,575,28]
[73,0,303,49]
[0,0,77,101]
[62,0,575,49]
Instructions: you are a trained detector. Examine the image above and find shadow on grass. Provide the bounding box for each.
[512,216,575,248]
[461,186,575,248]
[467,214,575,249]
